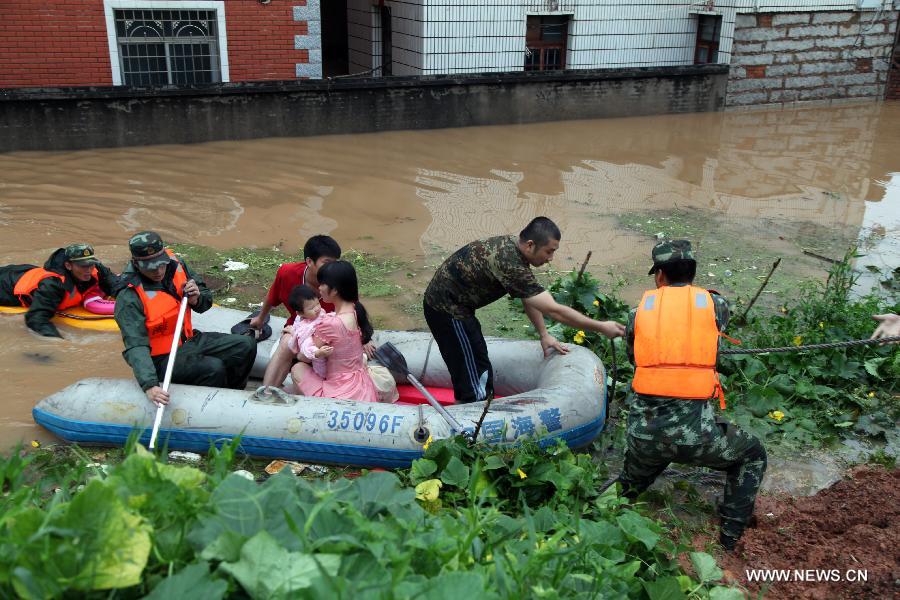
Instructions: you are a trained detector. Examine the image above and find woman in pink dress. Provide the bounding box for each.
[291,260,378,403]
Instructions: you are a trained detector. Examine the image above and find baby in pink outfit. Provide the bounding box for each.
[285,285,333,378]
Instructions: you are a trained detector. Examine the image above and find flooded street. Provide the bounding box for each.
[1,101,898,450]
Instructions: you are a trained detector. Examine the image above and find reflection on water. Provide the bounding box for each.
[1,101,898,449]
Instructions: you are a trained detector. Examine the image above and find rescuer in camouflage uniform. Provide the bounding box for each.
[114,232,256,407]
[616,240,767,551]
[423,216,625,404]
[0,243,119,338]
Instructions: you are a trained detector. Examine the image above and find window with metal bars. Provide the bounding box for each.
[525,15,569,71]
[114,9,221,86]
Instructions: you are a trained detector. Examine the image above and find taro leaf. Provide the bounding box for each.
[616,511,659,550]
[410,458,437,482]
[220,531,340,600]
[641,576,687,600]
[689,551,722,583]
[143,561,227,600]
[709,586,745,600]
[440,456,470,488]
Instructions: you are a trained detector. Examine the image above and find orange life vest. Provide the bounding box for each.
[129,249,194,356]
[13,267,97,310]
[632,285,726,409]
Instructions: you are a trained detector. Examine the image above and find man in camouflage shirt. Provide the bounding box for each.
[616,240,767,551]
[424,217,624,404]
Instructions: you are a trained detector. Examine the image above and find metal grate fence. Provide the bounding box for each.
[114,9,221,87]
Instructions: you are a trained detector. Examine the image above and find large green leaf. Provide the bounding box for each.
[12,480,151,597]
[689,551,722,583]
[421,571,496,600]
[220,531,340,600]
[143,561,227,600]
[440,456,470,488]
[641,576,687,600]
[409,458,437,482]
[190,471,305,553]
[353,472,415,519]
[616,511,659,550]
[709,586,746,600]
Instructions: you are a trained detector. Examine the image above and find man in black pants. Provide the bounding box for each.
[423,217,625,404]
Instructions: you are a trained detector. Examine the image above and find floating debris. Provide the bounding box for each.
[264,460,308,476]
[233,469,255,481]
[168,451,201,463]
[223,260,249,271]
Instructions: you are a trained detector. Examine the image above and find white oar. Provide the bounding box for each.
[148,296,189,450]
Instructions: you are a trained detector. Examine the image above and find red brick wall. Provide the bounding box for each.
[226,0,308,82]
[0,2,111,88]
[0,0,309,88]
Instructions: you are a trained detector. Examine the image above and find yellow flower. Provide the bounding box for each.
[792,335,803,346]
[867,391,876,398]
[573,330,586,345]
[30,440,40,448]
[415,479,442,502]
[422,434,433,450]
[592,299,600,307]
[768,410,785,422]
[818,322,825,329]
[517,468,527,479]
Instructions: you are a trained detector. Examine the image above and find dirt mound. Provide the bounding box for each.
[718,466,899,599]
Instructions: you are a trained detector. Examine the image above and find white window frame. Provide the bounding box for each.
[103,0,230,86]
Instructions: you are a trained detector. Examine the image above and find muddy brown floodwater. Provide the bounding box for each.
[1,101,898,450]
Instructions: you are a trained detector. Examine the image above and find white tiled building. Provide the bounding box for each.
[331,0,896,78]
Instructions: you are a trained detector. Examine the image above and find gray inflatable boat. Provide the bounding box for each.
[33,307,608,467]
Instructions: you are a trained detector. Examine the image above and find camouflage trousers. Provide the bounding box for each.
[617,420,767,540]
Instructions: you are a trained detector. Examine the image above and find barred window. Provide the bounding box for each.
[113,8,221,86]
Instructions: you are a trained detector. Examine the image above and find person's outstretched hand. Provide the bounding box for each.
[871,313,900,340]
[597,321,626,339]
[540,333,569,357]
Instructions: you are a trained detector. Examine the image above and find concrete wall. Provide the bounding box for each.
[727,9,898,106]
[0,65,727,152]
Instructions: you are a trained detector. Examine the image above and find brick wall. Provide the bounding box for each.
[727,10,898,107]
[0,0,313,89]
[887,13,900,100]
[0,2,111,88]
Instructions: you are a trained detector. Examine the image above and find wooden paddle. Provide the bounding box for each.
[148,296,189,450]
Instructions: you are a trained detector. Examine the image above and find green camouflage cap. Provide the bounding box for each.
[129,231,171,270]
[648,239,696,275]
[64,243,98,264]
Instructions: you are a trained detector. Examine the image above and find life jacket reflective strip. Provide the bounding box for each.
[13,267,98,310]
[129,249,194,356]
[632,285,727,409]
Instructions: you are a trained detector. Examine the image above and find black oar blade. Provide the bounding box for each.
[374,342,410,380]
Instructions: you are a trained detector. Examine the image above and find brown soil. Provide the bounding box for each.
[717,466,899,599]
